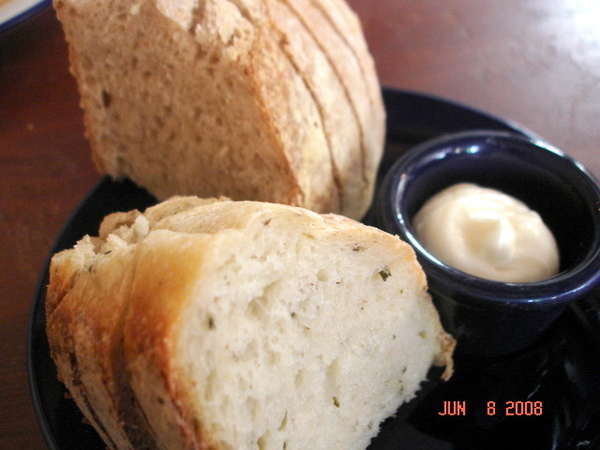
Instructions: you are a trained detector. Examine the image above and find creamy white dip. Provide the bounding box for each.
[413,183,560,282]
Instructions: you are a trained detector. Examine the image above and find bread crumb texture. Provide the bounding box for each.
[53,0,386,220]
[47,197,454,450]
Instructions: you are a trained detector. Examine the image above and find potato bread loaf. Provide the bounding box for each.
[46,197,454,450]
[53,0,386,220]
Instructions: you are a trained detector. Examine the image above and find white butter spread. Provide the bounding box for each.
[413,183,560,282]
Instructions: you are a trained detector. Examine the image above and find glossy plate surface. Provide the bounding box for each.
[0,0,50,32]
[28,88,600,449]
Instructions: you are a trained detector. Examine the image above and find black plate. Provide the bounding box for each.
[0,0,51,33]
[28,88,600,449]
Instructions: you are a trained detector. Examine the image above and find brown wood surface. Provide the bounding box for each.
[1,1,599,447]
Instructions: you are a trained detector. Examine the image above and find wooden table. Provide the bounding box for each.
[2,1,599,447]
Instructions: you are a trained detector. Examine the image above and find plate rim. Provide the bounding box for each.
[0,0,51,33]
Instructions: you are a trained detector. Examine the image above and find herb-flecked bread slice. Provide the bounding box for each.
[46,196,454,450]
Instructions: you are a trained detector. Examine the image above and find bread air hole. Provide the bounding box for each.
[317,268,329,282]
[206,315,215,330]
[247,295,268,319]
[195,47,208,60]
[246,280,280,320]
[294,369,304,389]
[82,55,94,71]
[101,89,112,108]
[256,432,269,450]
[248,397,261,421]
[278,411,288,431]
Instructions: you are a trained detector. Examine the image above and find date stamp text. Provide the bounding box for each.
[438,400,543,416]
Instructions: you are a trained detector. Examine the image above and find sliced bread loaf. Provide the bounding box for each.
[54,0,386,220]
[46,197,454,450]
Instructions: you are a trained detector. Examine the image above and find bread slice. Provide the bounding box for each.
[278,0,386,209]
[53,0,386,220]
[47,197,454,450]
[261,0,362,219]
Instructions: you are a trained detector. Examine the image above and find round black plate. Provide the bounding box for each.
[28,88,600,449]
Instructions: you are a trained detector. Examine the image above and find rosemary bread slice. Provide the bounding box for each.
[47,196,454,450]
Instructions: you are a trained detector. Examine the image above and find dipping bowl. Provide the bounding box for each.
[375,130,600,356]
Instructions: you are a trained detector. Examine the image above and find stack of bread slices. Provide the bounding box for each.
[47,197,454,449]
[55,0,386,220]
